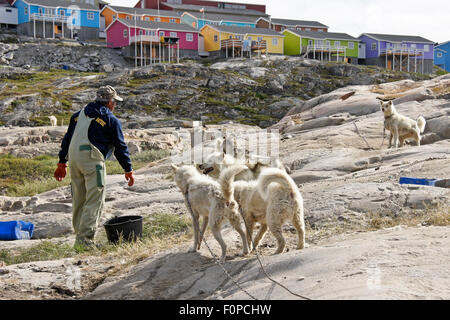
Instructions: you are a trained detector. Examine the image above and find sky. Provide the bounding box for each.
[107,0,450,43]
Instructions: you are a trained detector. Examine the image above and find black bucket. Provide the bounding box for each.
[104,215,143,244]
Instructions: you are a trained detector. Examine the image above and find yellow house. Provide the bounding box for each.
[200,24,284,55]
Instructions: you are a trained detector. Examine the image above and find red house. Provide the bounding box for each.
[106,18,199,63]
[134,0,266,14]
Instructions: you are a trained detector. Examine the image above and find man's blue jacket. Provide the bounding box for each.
[58,102,132,173]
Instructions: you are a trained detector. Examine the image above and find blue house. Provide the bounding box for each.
[181,11,257,30]
[434,41,450,72]
[358,33,435,74]
[12,0,100,40]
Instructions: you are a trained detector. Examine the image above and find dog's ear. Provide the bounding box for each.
[387,101,393,106]
[171,164,179,171]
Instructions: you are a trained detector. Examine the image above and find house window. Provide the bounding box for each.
[145,17,150,21]
[318,29,323,32]
[169,18,176,23]
[186,33,193,41]
[60,10,65,16]
[139,30,143,35]
[424,45,430,52]
[214,35,218,42]
[411,44,416,49]
[317,40,323,47]
[123,29,128,38]
[170,32,177,37]
[257,36,263,42]
[308,39,313,46]
[155,17,161,22]
[305,28,311,31]
[272,38,278,46]
[437,52,443,58]
[326,40,331,47]
[87,12,94,20]
[6,9,11,13]
[334,41,340,48]
[24,7,28,15]
[248,36,252,41]
[371,43,377,51]
[126,16,130,20]
[348,42,354,49]
[112,15,116,20]
[38,8,43,15]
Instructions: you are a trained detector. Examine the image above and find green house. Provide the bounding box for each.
[283,29,360,64]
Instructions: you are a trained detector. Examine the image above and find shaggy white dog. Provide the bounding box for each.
[171,164,249,262]
[380,100,426,148]
[48,115,57,127]
[219,165,305,255]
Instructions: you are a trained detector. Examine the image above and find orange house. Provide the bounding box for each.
[101,5,181,28]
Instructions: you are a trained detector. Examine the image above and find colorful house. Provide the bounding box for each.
[135,0,266,15]
[12,0,100,40]
[257,17,328,32]
[100,5,180,29]
[358,33,435,74]
[200,24,284,58]
[181,11,257,30]
[0,0,17,29]
[283,29,359,64]
[434,41,450,72]
[106,18,199,63]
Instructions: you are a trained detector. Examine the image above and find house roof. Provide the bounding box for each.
[183,11,258,24]
[258,17,328,28]
[105,5,179,18]
[286,29,358,41]
[202,24,283,37]
[436,40,450,48]
[112,18,197,32]
[362,33,434,44]
[18,0,99,10]
[163,3,268,17]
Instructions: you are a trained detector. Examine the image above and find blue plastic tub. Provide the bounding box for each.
[0,221,34,241]
[399,177,438,187]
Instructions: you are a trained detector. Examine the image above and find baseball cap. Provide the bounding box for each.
[96,85,123,102]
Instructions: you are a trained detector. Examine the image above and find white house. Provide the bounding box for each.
[0,0,18,28]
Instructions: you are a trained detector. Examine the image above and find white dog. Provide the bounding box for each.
[219,165,305,255]
[380,100,426,148]
[48,115,57,127]
[171,164,249,262]
[198,138,290,180]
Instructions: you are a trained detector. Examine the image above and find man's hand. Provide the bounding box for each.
[125,171,135,187]
[54,163,67,181]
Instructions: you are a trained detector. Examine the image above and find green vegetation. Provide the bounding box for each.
[0,149,170,197]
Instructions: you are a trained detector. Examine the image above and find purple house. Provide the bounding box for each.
[358,33,435,74]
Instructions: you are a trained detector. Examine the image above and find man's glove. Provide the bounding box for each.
[54,163,67,181]
[125,171,135,187]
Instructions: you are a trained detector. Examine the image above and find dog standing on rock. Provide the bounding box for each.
[380,100,426,148]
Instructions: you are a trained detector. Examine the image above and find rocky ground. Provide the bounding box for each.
[0,52,449,299]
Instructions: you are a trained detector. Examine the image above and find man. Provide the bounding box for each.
[54,86,135,248]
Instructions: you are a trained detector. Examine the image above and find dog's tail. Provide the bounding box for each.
[417,116,426,133]
[219,165,249,203]
[256,168,298,202]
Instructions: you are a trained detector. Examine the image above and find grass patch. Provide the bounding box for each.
[366,206,450,230]
[0,241,76,265]
[1,150,170,197]
[0,213,192,267]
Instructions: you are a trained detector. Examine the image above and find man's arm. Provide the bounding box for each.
[110,117,132,173]
[58,112,79,164]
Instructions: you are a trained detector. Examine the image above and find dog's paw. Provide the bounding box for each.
[188,247,197,253]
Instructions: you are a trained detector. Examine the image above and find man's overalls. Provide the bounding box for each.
[68,108,107,246]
